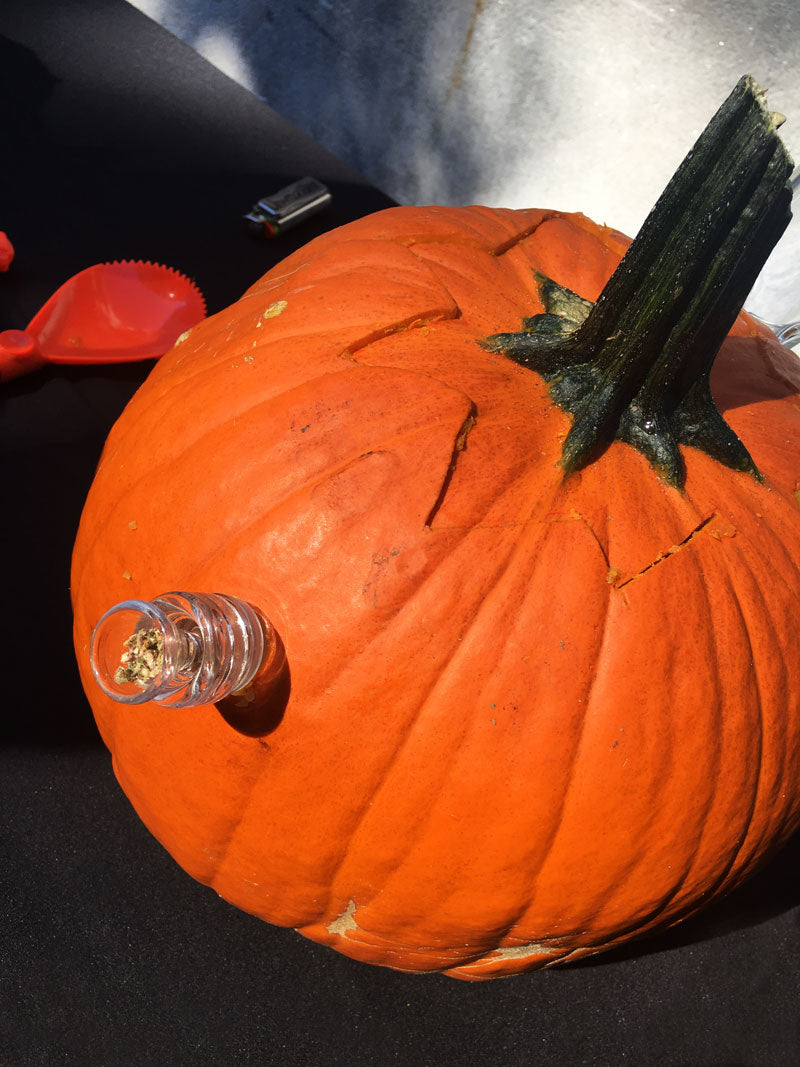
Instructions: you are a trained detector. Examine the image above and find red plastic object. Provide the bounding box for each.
[0,260,206,381]
[0,232,13,271]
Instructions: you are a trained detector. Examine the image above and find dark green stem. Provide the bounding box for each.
[483,75,794,488]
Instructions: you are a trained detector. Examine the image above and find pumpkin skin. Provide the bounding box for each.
[71,205,800,980]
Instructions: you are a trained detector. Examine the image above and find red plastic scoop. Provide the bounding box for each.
[0,260,206,381]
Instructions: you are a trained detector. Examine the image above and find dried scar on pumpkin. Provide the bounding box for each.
[255,300,288,327]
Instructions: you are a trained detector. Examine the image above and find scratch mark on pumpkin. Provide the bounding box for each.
[326,899,359,938]
[554,508,611,569]
[614,513,727,590]
[424,405,478,527]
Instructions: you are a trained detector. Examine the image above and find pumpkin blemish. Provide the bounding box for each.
[485,941,560,963]
[326,899,359,937]
[262,300,287,320]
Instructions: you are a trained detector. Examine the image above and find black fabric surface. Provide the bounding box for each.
[1,3,799,1064]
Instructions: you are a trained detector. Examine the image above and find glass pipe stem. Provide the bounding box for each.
[90,592,268,708]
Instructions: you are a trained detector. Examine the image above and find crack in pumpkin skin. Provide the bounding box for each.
[487,211,563,257]
[612,513,726,590]
[424,408,478,528]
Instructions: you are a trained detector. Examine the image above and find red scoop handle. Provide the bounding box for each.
[0,330,46,381]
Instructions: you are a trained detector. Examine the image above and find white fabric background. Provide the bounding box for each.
[127,0,799,323]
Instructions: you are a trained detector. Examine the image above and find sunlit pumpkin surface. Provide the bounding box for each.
[72,206,800,979]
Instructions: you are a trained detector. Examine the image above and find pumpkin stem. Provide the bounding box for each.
[483,75,794,487]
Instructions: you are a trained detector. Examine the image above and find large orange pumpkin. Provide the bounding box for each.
[71,78,800,979]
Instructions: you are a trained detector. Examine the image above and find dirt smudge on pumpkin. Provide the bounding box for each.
[361,548,405,607]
